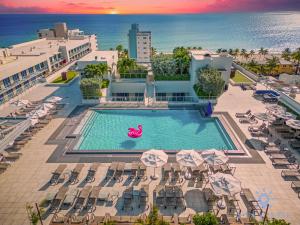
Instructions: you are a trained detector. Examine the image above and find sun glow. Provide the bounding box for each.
[109,10,119,14]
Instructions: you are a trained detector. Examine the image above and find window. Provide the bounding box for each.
[6,89,14,99]
[3,78,11,88]
[35,64,41,71]
[12,74,20,83]
[40,62,45,69]
[21,70,27,79]
[28,67,34,74]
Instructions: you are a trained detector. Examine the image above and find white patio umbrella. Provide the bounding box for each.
[286,119,300,130]
[176,150,204,168]
[201,149,229,166]
[141,149,168,180]
[209,172,242,197]
[30,118,39,126]
[45,96,62,103]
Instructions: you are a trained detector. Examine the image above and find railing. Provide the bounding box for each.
[0,119,32,152]
[155,95,199,103]
[114,73,148,80]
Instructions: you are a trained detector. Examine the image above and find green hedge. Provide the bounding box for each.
[155,74,190,81]
[80,78,102,99]
[101,79,110,88]
[120,73,147,79]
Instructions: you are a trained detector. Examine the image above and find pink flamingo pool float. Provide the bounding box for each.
[128,125,143,138]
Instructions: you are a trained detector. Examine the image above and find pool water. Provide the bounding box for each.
[77,110,236,151]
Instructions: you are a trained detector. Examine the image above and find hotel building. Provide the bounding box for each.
[189,50,233,88]
[0,24,97,105]
[128,24,152,63]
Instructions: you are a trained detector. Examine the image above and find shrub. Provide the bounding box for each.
[80,78,102,99]
[192,213,219,225]
[101,79,110,88]
[264,218,290,225]
[197,67,225,96]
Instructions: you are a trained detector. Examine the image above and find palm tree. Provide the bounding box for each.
[244,53,250,61]
[83,64,110,79]
[240,49,247,59]
[217,49,222,54]
[266,56,280,75]
[117,57,136,74]
[115,44,123,57]
[228,49,233,56]
[291,49,300,74]
[249,59,258,68]
[197,46,202,50]
[282,48,291,61]
[151,47,157,57]
[249,50,255,58]
[258,47,265,58]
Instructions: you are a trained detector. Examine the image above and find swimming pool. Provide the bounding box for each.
[76,110,237,151]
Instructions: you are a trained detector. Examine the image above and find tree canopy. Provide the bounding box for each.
[83,63,110,79]
[80,78,102,99]
[197,67,225,96]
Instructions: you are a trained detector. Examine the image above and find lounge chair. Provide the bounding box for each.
[69,214,89,225]
[139,184,149,210]
[50,187,69,211]
[89,215,107,225]
[281,169,300,179]
[137,163,147,180]
[129,161,139,179]
[154,185,165,208]
[162,215,174,223]
[74,186,92,210]
[122,187,133,211]
[86,186,101,212]
[0,152,21,161]
[239,115,258,124]
[85,163,99,182]
[203,188,220,215]
[235,110,251,118]
[105,162,118,180]
[171,163,183,183]
[68,164,84,184]
[290,140,300,149]
[49,164,67,185]
[240,188,262,215]
[113,162,125,182]
[62,188,79,208]
[177,215,192,225]
[162,163,171,181]
[272,158,296,167]
[248,123,266,132]
[49,213,70,225]
[281,132,295,139]
[225,195,241,215]
[269,153,289,160]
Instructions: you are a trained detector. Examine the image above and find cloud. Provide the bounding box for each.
[61,1,115,11]
[0,4,48,13]
[199,0,300,12]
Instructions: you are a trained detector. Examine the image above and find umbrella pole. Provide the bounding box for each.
[151,167,158,180]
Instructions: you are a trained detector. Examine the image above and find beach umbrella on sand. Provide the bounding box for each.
[201,149,229,166]
[141,149,168,180]
[176,150,204,168]
[45,96,62,103]
[209,172,241,197]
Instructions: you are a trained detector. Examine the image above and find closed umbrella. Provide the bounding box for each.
[141,149,168,180]
[201,149,229,166]
[45,96,62,103]
[27,109,48,118]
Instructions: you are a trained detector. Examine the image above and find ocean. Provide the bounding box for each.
[0,13,300,52]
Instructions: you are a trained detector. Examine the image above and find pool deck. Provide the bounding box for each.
[0,79,300,224]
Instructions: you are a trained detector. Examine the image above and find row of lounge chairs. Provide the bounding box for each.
[263,142,300,197]
[235,111,258,124]
[154,185,186,210]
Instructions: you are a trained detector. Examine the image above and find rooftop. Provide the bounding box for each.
[190,49,230,60]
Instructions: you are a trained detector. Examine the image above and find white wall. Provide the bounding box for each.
[155,81,191,93]
[111,82,145,93]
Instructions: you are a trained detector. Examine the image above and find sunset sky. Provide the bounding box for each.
[0,0,299,14]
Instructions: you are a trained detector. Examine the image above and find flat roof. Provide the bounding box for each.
[190,49,227,60]
[76,50,118,69]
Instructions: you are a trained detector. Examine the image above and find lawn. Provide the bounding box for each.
[231,71,253,83]
[52,71,77,84]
